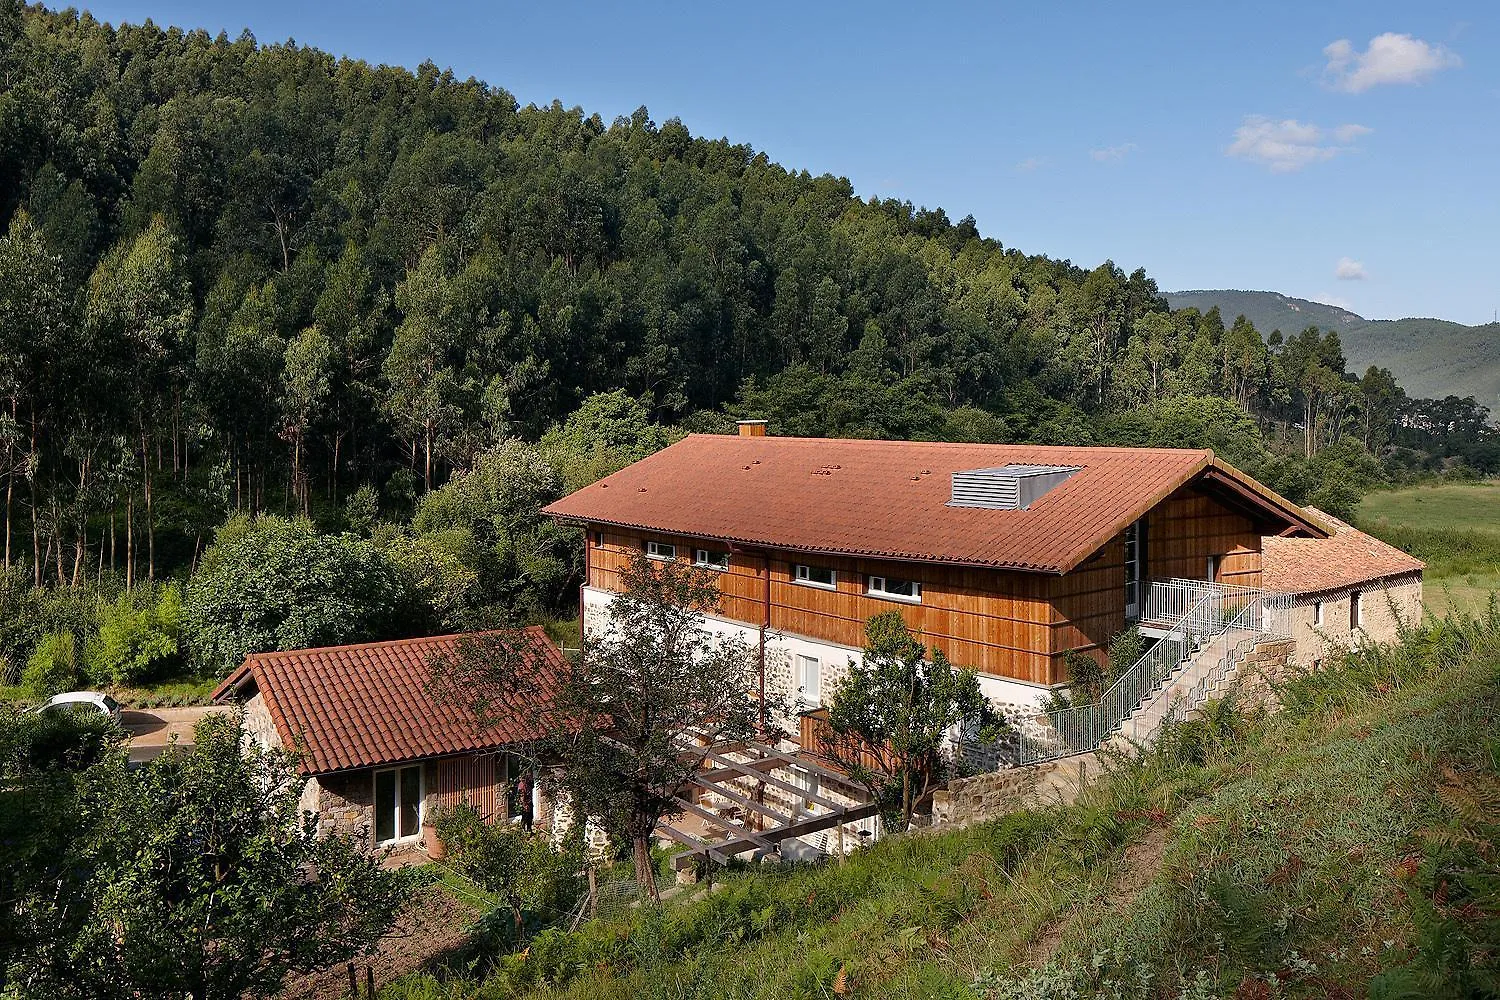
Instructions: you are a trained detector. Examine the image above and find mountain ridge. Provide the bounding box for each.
[1165,289,1500,413]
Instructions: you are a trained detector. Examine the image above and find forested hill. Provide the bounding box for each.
[1167,290,1500,412]
[0,3,1492,614]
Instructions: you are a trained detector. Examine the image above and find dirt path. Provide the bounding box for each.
[1027,819,1174,964]
[278,884,481,999]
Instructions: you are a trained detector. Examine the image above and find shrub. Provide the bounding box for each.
[87,583,184,686]
[22,632,82,697]
[184,514,419,676]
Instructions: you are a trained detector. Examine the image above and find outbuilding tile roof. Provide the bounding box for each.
[1263,508,1425,596]
[542,435,1325,574]
[210,629,567,775]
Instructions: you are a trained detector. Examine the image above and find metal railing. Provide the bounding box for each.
[1004,581,1289,765]
[1164,591,1291,726]
[1142,578,1267,626]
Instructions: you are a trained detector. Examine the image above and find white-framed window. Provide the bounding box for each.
[867,575,922,603]
[592,531,604,547]
[1312,601,1324,626]
[796,654,822,707]
[374,764,423,845]
[1207,554,1220,582]
[794,564,836,589]
[644,540,676,561]
[694,548,730,571]
[1350,591,1362,630]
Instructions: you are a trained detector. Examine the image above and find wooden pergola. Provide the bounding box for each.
[656,741,881,868]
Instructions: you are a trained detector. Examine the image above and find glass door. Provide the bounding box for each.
[1124,519,1145,621]
[375,764,423,844]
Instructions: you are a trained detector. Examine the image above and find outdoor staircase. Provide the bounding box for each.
[1106,625,1259,749]
[993,580,1291,766]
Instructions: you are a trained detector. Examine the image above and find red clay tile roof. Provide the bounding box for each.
[209,629,567,776]
[543,435,1326,574]
[1263,508,1425,596]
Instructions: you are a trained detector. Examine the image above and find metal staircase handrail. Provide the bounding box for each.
[1012,582,1279,765]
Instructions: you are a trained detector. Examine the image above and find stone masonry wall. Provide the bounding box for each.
[931,752,1103,828]
[1284,573,1422,669]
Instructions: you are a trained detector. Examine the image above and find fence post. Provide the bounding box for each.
[347,963,357,998]
[366,965,375,999]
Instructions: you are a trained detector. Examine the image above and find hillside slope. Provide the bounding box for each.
[1167,290,1500,411]
[385,610,1500,999]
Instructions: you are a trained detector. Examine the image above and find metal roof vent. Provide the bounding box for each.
[948,464,1081,510]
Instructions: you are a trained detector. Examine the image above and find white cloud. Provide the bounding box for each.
[1323,33,1461,92]
[1014,156,1046,172]
[1332,123,1373,143]
[1335,257,1368,280]
[1226,116,1371,173]
[1089,142,1137,162]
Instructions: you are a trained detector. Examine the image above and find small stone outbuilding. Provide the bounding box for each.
[210,629,566,855]
[1262,507,1425,668]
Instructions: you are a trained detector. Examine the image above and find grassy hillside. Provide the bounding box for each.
[1360,479,1500,613]
[382,609,1500,999]
[1166,290,1500,411]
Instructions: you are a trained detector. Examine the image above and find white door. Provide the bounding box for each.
[796,654,822,708]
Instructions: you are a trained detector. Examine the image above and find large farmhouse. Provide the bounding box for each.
[543,423,1331,719]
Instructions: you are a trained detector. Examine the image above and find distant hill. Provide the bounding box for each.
[1166,290,1500,413]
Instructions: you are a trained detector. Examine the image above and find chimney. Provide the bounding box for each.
[737,420,768,437]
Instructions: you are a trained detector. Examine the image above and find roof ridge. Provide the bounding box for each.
[242,627,539,662]
[687,433,1214,456]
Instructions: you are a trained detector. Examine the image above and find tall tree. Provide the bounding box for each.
[430,554,760,901]
[85,217,194,582]
[818,612,990,832]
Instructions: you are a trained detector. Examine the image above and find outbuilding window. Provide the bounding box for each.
[645,540,676,561]
[374,764,423,845]
[794,564,836,589]
[1350,591,1363,630]
[1313,601,1324,626]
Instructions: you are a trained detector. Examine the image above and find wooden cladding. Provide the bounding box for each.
[587,529,1056,684]
[584,478,1267,689]
[1146,485,1262,588]
[432,752,507,820]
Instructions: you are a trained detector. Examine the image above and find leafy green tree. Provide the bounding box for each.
[279,325,336,515]
[84,216,194,582]
[430,555,760,901]
[184,514,416,675]
[434,801,584,937]
[410,441,574,622]
[27,713,401,1000]
[819,612,991,832]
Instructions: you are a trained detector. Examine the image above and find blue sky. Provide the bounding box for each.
[77,1,1498,324]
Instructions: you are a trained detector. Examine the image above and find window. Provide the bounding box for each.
[374,764,423,844]
[794,564,836,589]
[694,548,730,571]
[1313,601,1324,626]
[867,575,922,602]
[592,531,604,547]
[644,540,676,561]
[1207,554,1220,582]
[1350,591,1362,630]
[795,654,822,707]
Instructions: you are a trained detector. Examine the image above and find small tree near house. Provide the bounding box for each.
[429,553,760,902]
[818,612,993,832]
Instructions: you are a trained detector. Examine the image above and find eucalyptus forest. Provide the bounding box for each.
[0,3,1493,690]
